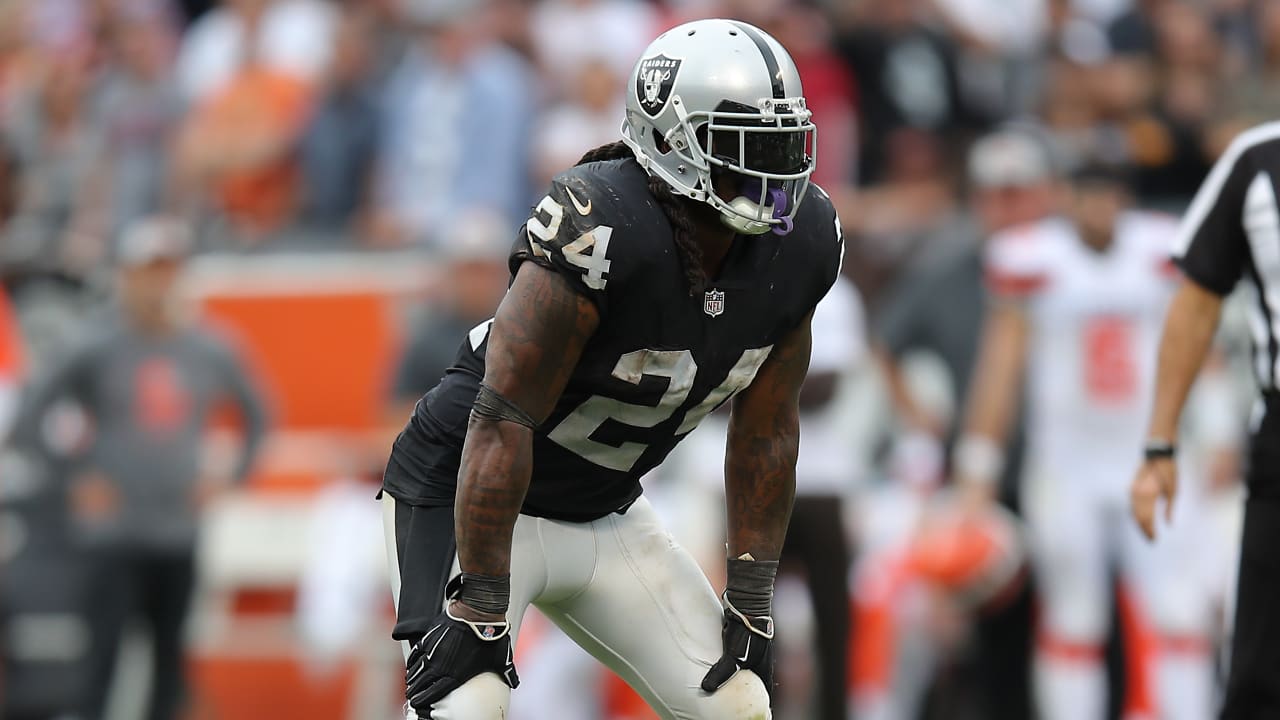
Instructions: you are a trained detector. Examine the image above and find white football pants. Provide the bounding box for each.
[1025,460,1215,720]
[381,493,771,720]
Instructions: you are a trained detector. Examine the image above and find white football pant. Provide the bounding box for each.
[1025,461,1215,720]
[382,494,771,720]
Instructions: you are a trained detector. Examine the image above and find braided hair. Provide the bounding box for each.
[575,141,705,294]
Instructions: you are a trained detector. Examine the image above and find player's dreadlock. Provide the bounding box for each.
[576,141,705,295]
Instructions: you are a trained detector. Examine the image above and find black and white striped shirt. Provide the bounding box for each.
[1174,121,1280,391]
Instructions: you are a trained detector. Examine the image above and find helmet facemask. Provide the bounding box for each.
[673,97,816,236]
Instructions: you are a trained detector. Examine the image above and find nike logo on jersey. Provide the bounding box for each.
[737,636,751,663]
[565,187,592,216]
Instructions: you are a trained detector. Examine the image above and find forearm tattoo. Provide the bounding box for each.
[725,318,812,562]
[454,263,599,578]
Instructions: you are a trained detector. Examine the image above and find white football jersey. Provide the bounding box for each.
[985,211,1180,480]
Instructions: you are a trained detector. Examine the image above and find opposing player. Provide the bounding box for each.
[955,165,1219,720]
[380,20,842,720]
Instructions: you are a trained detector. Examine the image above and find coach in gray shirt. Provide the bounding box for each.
[19,216,268,720]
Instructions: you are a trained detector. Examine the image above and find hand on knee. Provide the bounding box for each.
[700,669,772,720]
[412,673,511,720]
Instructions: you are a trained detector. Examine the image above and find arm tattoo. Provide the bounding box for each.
[455,263,599,577]
[725,314,813,562]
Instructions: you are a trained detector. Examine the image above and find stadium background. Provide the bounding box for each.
[0,0,1267,718]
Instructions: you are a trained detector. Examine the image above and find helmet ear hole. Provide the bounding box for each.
[652,128,672,154]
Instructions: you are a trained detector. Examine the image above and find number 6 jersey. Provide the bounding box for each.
[383,157,844,521]
[984,210,1179,484]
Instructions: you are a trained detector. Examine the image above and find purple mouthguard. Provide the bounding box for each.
[742,184,794,235]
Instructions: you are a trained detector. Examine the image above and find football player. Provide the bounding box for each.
[379,19,843,720]
[955,164,1221,720]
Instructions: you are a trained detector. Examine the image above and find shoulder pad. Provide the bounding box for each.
[518,163,631,299]
[790,185,845,311]
[985,218,1065,299]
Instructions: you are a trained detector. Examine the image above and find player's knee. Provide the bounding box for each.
[417,673,511,720]
[698,670,772,720]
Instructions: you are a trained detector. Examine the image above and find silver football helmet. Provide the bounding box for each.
[622,19,817,236]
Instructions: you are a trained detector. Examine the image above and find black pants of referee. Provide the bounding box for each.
[779,494,853,720]
[1221,400,1280,719]
[79,545,196,720]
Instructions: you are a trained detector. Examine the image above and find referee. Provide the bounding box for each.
[1131,121,1280,718]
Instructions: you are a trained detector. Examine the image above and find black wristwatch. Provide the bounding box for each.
[1143,439,1177,461]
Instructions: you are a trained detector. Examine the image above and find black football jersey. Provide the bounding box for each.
[383,158,843,521]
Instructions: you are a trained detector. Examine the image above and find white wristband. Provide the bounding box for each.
[953,435,1005,485]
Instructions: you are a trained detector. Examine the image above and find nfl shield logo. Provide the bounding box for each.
[703,289,726,317]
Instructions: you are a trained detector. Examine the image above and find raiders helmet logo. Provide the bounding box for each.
[636,54,682,117]
[703,289,725,317]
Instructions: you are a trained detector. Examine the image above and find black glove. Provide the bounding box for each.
[700,600,775,695]
[404,603,520,717]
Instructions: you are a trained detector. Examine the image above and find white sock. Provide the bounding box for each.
[1155,646,1214,720]
[1036,651,1106,720]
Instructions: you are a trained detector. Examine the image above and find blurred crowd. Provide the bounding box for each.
[0,0,1271,281]
[0,0,1274,718]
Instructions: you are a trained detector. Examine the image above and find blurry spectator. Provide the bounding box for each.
[1105,0,1160,58]
[1072,0,1133,25]
[1217,2,1280,132]
[488,0,538,59]
[16,216,268,720]
[930,0,1051,119]
[388,208,510,420]
[836,0,980,184]
[1037,51,1125,175]
[4,49,107,279]
[92,4,184,237]
[372,0,534,247]
[1076,3,1215,208]
[878,127,1057,454]
[931,0,1050,57]
[1152,0,1220,75]
[532,58,623,188]
[875,128,1060,720]
[779,274,866,720]
[174,58,313,239]
[839,128,962,312]
[958,163,1218,720]
[529,0,657,97]
[0,132,17,227]
[0,0,35,119]
[174,0,335,103]
[174,0,219,26]
[25,0,94,57]
[0,283,23,442]
[297,6,380,231]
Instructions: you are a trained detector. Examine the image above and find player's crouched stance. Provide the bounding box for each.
[379,18,842,720]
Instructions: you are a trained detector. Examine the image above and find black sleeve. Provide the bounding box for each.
[1172,137,1257,295]
[510,169,623,315]
[803,187,846,315]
